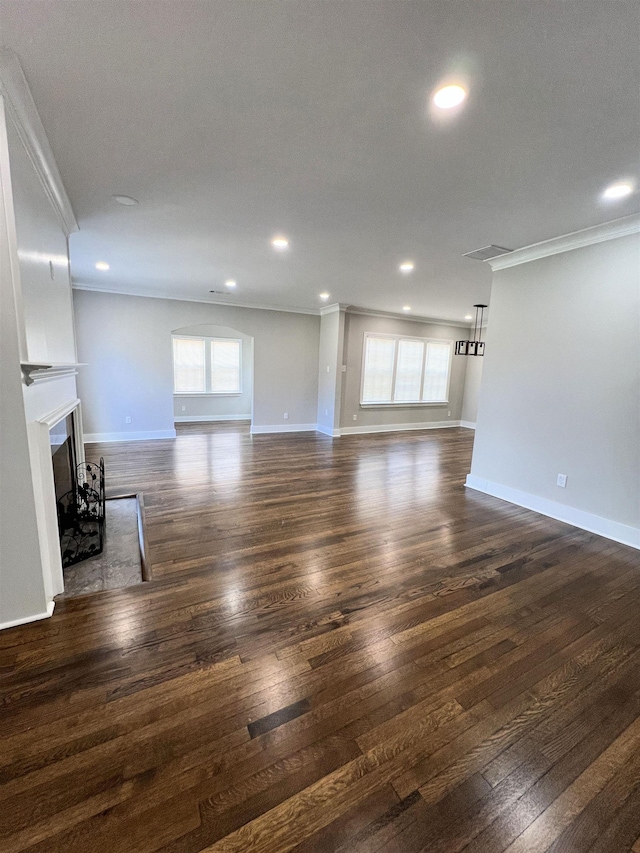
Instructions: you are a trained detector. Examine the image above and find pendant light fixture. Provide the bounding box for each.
[455,304,487,356]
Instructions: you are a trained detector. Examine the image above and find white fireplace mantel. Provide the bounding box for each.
[21,362,83,386]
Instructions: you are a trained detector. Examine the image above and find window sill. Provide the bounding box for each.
[360,401,449,408]
[173,392,243,397]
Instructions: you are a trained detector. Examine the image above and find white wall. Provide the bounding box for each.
[172,323,253,422]
[340,312,468,431]
[461,354,484,426]
[469,231,640,547]
[73,290,321,438]
[0,86,79,626]
[0,96,48,627]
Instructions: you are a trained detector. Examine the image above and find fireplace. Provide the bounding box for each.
[50,413,77,503]
[49,411,105,568]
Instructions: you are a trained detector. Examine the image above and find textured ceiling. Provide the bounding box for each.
[1,0,639,320]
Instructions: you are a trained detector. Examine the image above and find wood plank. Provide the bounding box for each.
[0,425,638,852]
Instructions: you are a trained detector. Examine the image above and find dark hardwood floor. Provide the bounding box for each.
[1,424,640,853]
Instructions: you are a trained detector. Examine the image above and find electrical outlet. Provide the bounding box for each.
[181,405,186,412]
[284,412,289,420]
[447,410,451,417]
[557,473,567,488]
[326,365,330,373]
[325,409,328,416]
[353,414,357,421]
[125,416,132,424]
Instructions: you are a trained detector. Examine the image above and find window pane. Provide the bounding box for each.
[173,337,205,393]
[362,337,395,402]
[211,340,241,392]
[422,341,451,401]
[394,339,424,401]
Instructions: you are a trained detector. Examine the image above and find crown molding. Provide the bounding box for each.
[72,285,474,327]
[71,282,321,316]
[345,305,472,329]
[488,214,640,271]
[319,302,350,316]
[0,49,78,236]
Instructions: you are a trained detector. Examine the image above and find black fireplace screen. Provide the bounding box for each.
[57,459,106,568]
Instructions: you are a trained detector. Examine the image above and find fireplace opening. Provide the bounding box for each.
[50,413,77,503]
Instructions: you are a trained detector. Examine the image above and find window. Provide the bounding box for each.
[361,334,452,404]
[173,336,241,394]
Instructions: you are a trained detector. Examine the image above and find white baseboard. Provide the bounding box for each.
[316,424,341,437]
[465,474,640,550]
[0,600,55,632]
[174,415,251,423]
[85,429,177,443]
[339,420,460,436]
[460,421,476,429]
[250,423,318,435]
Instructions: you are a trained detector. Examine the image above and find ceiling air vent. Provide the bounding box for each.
[463,245,513,261]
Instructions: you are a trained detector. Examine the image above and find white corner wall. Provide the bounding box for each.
[0,96,49,628]
[316,307,344,436]
[0,74,79,628]
[468,230,640,548]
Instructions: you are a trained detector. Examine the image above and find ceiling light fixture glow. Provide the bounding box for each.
[402,305,411,312]
[95,261,110,271]
[112,195,139,206]
[319,292,330,300]
[399,261,415,273]
[464,314,473,320]
[225,279,237,288]
[271,236,289,250]
[433,84,467,109]
[602,181,634,200]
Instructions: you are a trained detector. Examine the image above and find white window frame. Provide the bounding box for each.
[172,334,242,396]
[359,332,453,406]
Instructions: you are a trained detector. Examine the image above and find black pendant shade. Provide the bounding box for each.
[456,304,487,357]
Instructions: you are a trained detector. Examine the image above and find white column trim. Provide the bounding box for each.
[0,49,78,235]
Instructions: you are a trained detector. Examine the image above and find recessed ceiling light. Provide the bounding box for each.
[399,261,415,273]
[433,84,467,109]
[601,181,634,200]
[112,195,139,206]
[465,314,473,320]
[95,261,110,271]
[402,305,411,312]
[271,236,289,250]
[225,279,237,288]
[319,292,330,300]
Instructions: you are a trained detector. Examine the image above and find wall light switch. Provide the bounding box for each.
[181,405,186,412]
[326,365,330,373]
[342,365,347,372]
[557,474,567,488]
[125,416,132,424]
[284,412,289,420]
